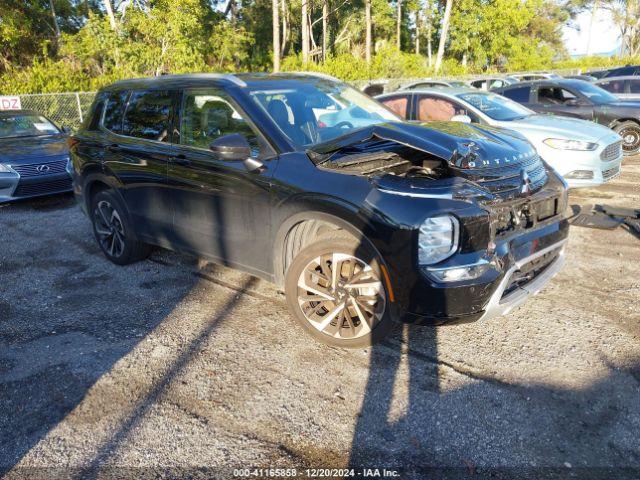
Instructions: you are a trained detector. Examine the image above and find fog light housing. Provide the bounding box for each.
[425,262,492,282]
[564,170,594,180]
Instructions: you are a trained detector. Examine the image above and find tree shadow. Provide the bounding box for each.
[349,322,640,479]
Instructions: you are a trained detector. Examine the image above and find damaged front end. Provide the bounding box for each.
[309,121,569,324]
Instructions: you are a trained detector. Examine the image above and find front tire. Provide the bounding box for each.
[614,120,640,156]
[284,235,395,348]
[90,190,150,265]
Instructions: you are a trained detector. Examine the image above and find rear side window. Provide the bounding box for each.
[103,91,129,134]
[598,80,625,94]
[501,86,531,103]
[82,92,107,132]
[379,96,409,119]
[122,90,174,142]
[629,80,640,94]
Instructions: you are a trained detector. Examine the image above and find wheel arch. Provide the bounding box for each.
[273,210,386,289]
[609,117,640,129]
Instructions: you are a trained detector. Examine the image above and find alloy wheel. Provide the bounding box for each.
[93,200,126,258]
[296,253,386,340]
[620,125,640,153]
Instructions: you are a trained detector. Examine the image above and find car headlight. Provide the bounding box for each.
[543,138,597,151]
[418,215,459,265]
[0,163,13,173]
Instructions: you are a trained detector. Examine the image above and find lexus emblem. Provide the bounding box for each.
[521,170,532,195]
[36,164,51,174]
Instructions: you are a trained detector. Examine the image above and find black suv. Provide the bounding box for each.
[70,73,569,347]
[493,79,640,155]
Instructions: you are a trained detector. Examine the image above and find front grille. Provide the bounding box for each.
[502,247,562,297]
[13,178,72,198]
[462,154,548,198]
[11,159,68,178]
[603,165,621,182]
[600,141,622,161]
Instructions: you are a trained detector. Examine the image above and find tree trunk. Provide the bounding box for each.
[281,0,288,56]
[396,0,402,51]
[49,0,61,39]
[273,0,280,72]
[415,11,420,54]
[427,21,432,66]
[302,0,310,64]
[365,0,372,64]
[322,0,329,62]
[434,0,452,72]
[103,0,117,30]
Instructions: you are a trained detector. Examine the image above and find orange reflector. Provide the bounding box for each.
[380,264,395,303]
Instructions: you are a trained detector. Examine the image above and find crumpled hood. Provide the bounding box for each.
[0,135,68,165]
[310,121,538,169]
[505,114,618,142]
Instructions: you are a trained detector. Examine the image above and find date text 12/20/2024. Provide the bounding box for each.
[233,468,400,478]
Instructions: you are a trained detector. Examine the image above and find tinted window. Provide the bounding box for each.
[122,90,173,142]
[630,80,640,93]
[598,80,625,94]
[379,96,409,119]
[417,95,477,122]
[84,92,107,132]
[538,87,577,105]
[103,91,129,134]
[501,86,531,103]
[180,88,264,156]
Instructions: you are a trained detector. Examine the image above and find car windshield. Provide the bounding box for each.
[456,92,533,121]
[572,82,618,104]
[0,113,60,138]
[248,80,399,147]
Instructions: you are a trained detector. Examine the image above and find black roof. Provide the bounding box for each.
[100,72,341,92]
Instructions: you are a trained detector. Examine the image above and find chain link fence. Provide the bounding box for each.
[17,92,97,131]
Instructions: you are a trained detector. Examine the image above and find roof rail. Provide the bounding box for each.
[172,73,247,87]
[289,71,342,83]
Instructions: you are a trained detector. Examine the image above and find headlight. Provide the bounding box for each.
[418,215,459,265]
[0,163,13,173]
[543,138,597,151]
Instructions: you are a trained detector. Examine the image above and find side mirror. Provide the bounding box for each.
[210,133,251,161]
[60,125,70,134]
[451,114,472,124]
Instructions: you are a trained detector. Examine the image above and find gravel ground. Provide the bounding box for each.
[0,157,639,480]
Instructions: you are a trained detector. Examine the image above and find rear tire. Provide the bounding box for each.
[284,235,395,348]
[614,120,640,156]
[90,190,150,265]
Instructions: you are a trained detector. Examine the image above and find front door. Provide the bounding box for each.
[168,87,277,276]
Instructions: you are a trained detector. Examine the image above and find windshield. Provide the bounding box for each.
[572,81,618,104]
[0,114,60,138]
[456,92,533,121]
[248,80,399,147]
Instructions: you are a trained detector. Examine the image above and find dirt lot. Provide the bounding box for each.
[1,157,639,479]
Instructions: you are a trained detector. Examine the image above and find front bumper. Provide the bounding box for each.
[539,141,623,189]
[0,161,72,203]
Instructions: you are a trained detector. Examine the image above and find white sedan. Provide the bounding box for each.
[376,88,624,188]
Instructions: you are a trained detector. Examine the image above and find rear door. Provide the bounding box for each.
[168,87,277,276]
[102,88,177,239]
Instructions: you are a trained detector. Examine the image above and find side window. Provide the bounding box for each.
[180,89,264,157]
[538,87,577,105]
[379,96,409,119]
[599,80,625,94]
[103,91,129,134]
[122,90,173,142]
[502,86,531,103]
[83,92,107,132]
[417,96,471,122]
[629,80,640,94]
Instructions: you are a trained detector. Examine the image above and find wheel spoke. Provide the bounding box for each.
[316,301,345,332]
[95,226,111,236]
[297,281,334,301]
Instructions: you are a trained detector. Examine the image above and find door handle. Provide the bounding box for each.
[169,154,190,166]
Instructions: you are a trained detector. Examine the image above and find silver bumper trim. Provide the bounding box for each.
[479,239,568,321]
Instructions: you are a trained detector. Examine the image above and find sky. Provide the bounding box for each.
[563,8,621,56]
